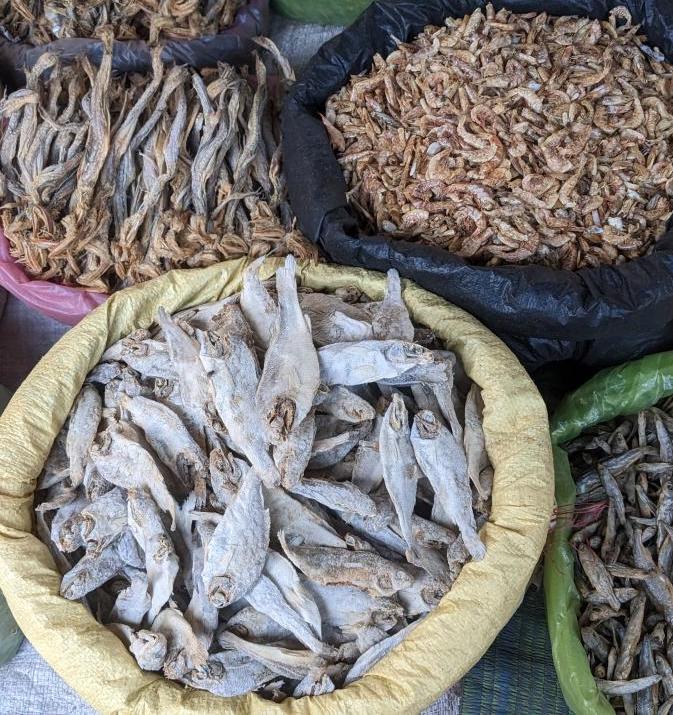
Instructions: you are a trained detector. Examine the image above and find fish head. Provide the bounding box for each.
[59,516,84,552]
[414,410,440,439]
[388,393,409,432]
[267,397,297,442]
[392,567,415,591]
[371,599,404,630]
[163,650,190,680]
[421,581,449,608]
[130,632,167,671]
[208,575,236,608]
[61,569,92,600]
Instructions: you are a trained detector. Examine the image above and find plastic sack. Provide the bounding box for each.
[271,0,372,25]
[0,230,107,325]
[281,0,673,375]
[0,0,269,88]
[544,350,673,715]
[0,259,553,713]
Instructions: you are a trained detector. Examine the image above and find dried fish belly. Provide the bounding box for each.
[567,396,673,712]
[36,261,491,699]
[0,0,245,44]
[326,4,673,270]
[0,40,312,292]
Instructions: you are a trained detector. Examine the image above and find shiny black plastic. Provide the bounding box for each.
[282,0,673,372]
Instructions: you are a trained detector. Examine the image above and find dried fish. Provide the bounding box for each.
[0,40,312,291]
[0,0,247,43]
[570,392,673,710]
[37,269,491,700]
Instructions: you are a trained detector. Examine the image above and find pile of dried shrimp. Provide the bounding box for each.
[326,5,673,270]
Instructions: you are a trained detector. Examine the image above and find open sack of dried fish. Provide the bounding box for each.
[545,350,673,715]
[2,0,248,43]
[282,0,673,374]
[0,0,268,85]
[0,260,552,712]
[36,259,492,699]
[0,36,309,322]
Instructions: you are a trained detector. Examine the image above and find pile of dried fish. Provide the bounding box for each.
[36,259,491,699]
[0,38,310,292]
[325,5,673,270]
[0,0,245,44]
[567,396,673,713]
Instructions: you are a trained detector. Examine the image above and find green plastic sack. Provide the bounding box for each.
[0,384,22,666]
[271,0,372,24]
[544,351,673,715]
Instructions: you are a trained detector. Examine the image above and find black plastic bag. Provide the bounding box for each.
[282,0,673,374]
[0,0,268,87]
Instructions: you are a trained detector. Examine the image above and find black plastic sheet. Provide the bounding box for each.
[0,0,268,87]
[282,0,673,374]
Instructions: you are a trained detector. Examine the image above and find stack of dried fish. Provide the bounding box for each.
[325,5,673,270]
[0,0,245,44]
[567,397,673,713]
[35,260,491,699]
[0,38,309,292]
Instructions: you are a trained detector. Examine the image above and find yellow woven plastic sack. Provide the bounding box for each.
[0,259,554,714]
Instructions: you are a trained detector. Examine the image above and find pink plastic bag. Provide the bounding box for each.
[0,230,107,325]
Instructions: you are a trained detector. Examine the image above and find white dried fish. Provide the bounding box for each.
[66,385,101,487]
[291,478,377,517]
[120,394,208,506]
[279,531,414,597]
[202,469,269,608]
[200,320,280,488]
[263,550,322,639]
[218,630,328,680]
[273,412,316,489]
[411,411,485,561]
[240,256,278,348]
[380,394,419,553]
[262,486,346,548]
[245,575,329,655]
[344,620,420,685]
[152,606,208,680]
[371,270,414,342]
[257,256,320,442]
[303,581,403,632]
[91,421,177,529]
[308,428,363,469]
[317,385,376,423]
[181,649,276,697]
[318,340,434,385]
[127,489,179,623]
[111,571,151,627]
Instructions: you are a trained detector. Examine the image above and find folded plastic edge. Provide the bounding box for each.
[0,231,107,325]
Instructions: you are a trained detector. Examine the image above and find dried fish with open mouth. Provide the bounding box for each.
[568,397,673,712]
[327,5,673,270]
[0,39,314,292]
[36,260,491,699]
